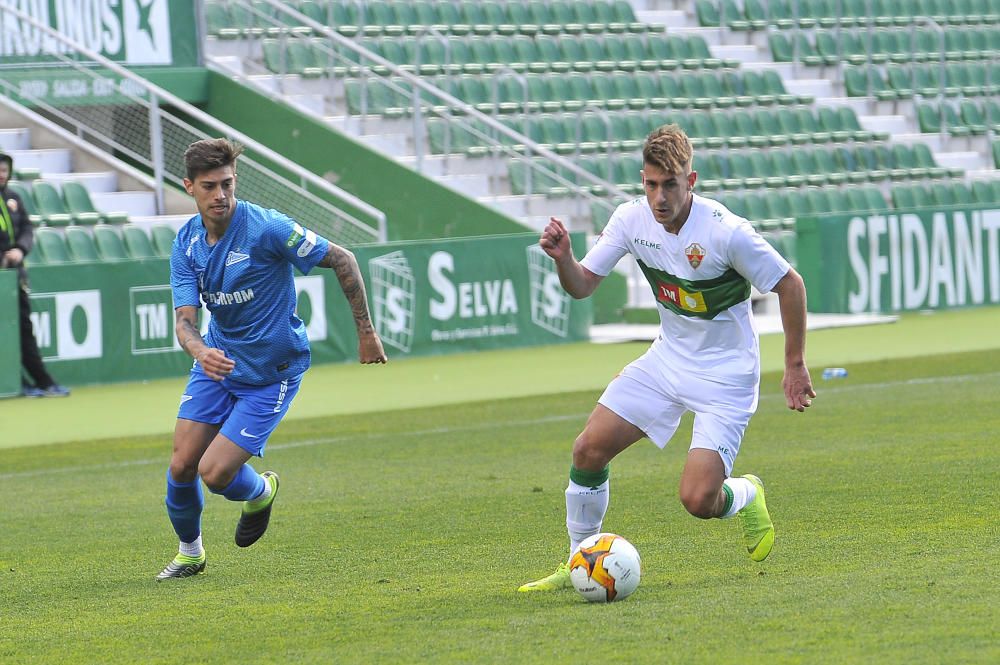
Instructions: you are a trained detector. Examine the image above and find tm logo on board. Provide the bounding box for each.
[29,290,103,361]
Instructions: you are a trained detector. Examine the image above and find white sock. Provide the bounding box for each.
[179,535,204,558]
[249,475,272,504]
[565,479,610,556]
[721,477,757,519]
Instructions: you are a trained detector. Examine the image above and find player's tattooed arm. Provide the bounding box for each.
[320,242,374,332]
[319,242,387,364]
[175,306,235,380]
[175,306,205,355]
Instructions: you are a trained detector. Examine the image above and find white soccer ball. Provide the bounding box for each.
[569,533,641,602]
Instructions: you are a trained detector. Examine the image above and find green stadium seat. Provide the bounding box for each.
[892,184,919,209]
[959,99,989,134]
[61,181,121,226]
[64,226,98,262]
[31,181,73,227]
[33,227,70,264]
[227,3,264,38]
[150,225,176,257]
[365,0,404,37]
[204,1,240,39]
[92,225,128,260]
[951,181,975,206]
[121,225,157,259]
[931,182,958,207]
[891,144,926,179]
[971,180,998,204]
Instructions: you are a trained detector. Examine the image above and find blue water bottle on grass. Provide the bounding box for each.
[822,368,848,380]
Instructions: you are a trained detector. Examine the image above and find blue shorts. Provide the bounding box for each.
[177,370,302,456]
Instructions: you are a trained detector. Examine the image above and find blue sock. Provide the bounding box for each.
[165,470,204,544]
[213,463,265,502]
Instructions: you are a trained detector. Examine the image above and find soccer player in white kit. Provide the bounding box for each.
[519,125,815,592]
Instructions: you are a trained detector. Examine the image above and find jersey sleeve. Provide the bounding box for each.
[727,220,791,293]
[170,232,201,310]
[262,211,330,274]
[580,209,631,276]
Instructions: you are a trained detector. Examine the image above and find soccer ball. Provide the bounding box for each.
[569,533,641,602]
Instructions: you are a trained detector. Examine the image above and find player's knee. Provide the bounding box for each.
[198,460,234,492]
[168,459,199,484]
[679,486,719,519]
[571,434,608,471]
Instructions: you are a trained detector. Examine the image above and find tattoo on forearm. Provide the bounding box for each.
[322,244,374,332]
[177,317,203,355]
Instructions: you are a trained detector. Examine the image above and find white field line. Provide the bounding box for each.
[2,371,997,481]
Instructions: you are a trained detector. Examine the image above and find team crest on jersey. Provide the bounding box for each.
[225,251,250,267]
[5,198,17,212]
[685,243,706,269]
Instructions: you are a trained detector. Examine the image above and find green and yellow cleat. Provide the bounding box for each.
[156,552,206,581]
[517,562,572,592]
[738,474,774,562]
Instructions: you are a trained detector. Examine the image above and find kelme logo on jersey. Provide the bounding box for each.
[656,282,707,313]
[685,243,706,269]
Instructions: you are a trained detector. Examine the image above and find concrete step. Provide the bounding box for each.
[90,191,158,217]
[6,147,72,175]
[0,127,31,151]
[41,171,119,193]
[126,214,190,233]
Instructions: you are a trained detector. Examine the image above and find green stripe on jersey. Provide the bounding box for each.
[637,260,750,320]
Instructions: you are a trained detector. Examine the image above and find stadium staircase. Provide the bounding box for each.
[0,114,192,266]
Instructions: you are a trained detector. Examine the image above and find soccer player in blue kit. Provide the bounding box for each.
[157,138,387,580]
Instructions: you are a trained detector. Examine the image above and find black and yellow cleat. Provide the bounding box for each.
[156,553,206,581]
[235,471,279,548]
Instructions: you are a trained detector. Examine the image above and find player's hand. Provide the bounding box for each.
[539,217,571,261]
[358,331,387,365]
[196,347,235,381]
[783,364,816,412]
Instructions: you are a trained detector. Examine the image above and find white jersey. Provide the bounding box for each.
[581,194,790,383]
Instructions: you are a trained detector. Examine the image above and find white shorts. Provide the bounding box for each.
[597,348,759,476]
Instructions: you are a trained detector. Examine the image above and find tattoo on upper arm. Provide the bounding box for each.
[321,243,374,332]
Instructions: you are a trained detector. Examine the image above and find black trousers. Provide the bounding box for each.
[18,284,54,389]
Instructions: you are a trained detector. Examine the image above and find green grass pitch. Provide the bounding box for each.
[0,311,998,663]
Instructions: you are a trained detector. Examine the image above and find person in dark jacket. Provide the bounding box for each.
[0,151,69,397]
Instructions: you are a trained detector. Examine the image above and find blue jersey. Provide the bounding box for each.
[170,200,330,385]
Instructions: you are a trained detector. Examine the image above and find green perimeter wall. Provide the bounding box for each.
[797,205,1000,313]
[10,233,592,387]
[0,271,20,398]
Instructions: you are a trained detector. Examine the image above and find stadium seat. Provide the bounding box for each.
[62,181,127,225]
[121,225,157,259]
[93,225,128,260]
[64,226,99,262]
[150,225,176,257]
[33,227,70,264]
[31,181,73,227]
